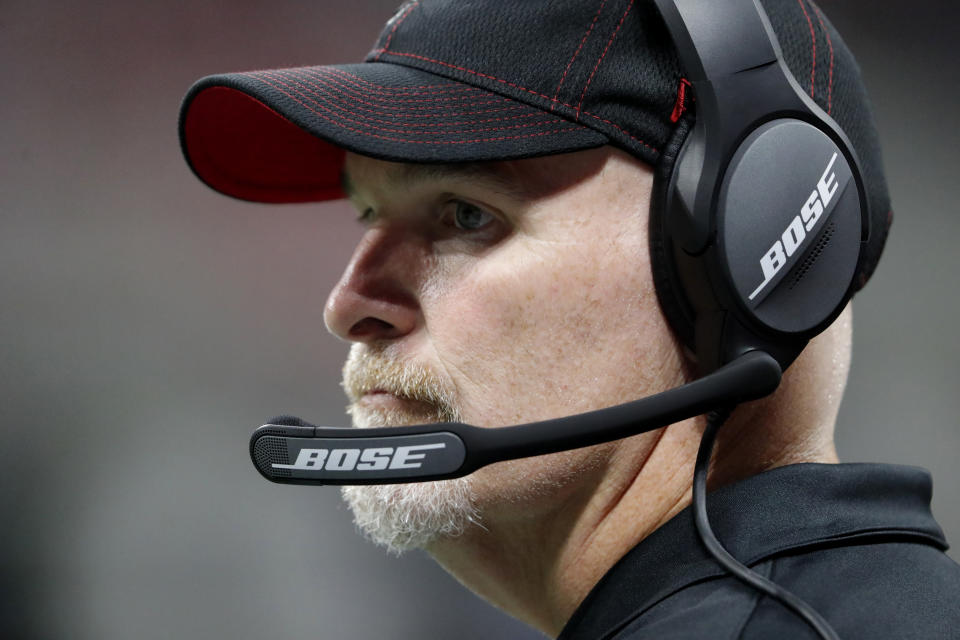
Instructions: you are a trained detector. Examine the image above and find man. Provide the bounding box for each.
[180,0,960,637]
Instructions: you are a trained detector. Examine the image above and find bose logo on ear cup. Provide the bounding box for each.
[749,152,840,301]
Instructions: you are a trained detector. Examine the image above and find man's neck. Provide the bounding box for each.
[426,418,702,636]
[425,411,839,637]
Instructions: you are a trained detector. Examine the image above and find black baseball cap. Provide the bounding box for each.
[179,0,891,289]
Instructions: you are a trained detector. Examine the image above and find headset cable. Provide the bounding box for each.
[693,407,841,640]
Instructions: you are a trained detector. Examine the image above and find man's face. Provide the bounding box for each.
[327,146,686,550]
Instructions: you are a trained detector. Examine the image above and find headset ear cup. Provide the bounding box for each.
[649,113,698,353]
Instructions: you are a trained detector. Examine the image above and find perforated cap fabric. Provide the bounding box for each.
[179,0,891,290]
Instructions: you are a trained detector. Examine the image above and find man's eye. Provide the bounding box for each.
[449,201,495,231]
[356,208,374,225]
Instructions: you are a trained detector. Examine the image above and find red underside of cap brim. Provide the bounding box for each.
[183,87,346,204]
[179,63,607,204]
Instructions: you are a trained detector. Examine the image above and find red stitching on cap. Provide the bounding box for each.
[365,49,658,152]
[323,68,472,94]
[374,0,420,62]
[809,1,834,114]
[265,70,542,127]
[251,72,573,136]
[369,50,557,101]
[289,69,512,112]
[252,69,495,105]
[249,69,510,111]
[797,0,817,98]
[321,68,479,96]
[304,67,488,100]
[553,0,609,105]
[289,69,496,106]
[244,74,582,146]
[576,0,634,117]
[252,69,523,122]
[595,116,656,151]
[259,69,509,126]
[301,73,483,101]
[262,65,472,95]
[670,78,691,123]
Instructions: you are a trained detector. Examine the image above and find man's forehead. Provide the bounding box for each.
[341,159,530,200]
[340,148,615,202]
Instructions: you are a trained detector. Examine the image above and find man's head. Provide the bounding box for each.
[328,143,853,553]
[329,148,673,429]
[332,147,688,551]
[180,0,890,609]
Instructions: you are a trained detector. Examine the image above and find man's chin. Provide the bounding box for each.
[342,396,477,554]
[341,477,480,555]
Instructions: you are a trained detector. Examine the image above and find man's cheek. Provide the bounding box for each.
[455,256,555,323]
[439,276,553,379]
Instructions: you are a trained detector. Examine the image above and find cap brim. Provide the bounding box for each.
[179,62,608,204]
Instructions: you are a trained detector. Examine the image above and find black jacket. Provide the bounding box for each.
[558,463,960,639]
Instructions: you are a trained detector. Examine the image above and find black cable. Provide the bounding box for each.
[693,407,840,640]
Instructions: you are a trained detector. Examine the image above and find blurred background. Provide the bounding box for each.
[1,1,957,638]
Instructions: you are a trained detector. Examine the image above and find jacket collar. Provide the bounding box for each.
[558,463,947,640]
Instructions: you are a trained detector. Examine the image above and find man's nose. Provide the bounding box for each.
[324,228,420,343]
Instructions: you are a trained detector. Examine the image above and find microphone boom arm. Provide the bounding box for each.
[250,350,782,485]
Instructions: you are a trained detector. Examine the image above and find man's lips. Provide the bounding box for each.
[356,390,434,412]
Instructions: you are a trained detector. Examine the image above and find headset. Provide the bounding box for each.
[249,1,869,638]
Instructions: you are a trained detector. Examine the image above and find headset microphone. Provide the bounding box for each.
[250,350,780,485]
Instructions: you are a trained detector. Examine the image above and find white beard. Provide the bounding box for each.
[340,477,479,554]
[339,346,482,554]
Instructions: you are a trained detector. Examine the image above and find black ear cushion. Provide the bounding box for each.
[649,113,697,352]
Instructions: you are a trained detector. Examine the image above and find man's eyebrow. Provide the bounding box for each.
[340,162,534,202]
